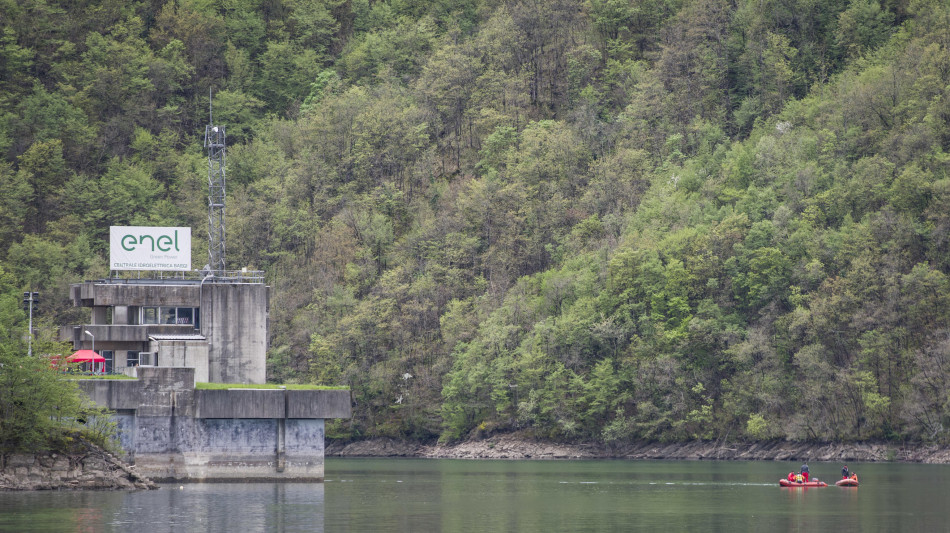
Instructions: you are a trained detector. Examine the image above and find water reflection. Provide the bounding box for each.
[119,484,325,533]
[0,483,324,533]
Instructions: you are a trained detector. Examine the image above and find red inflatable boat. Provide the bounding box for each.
[835,478,859,487]
[779,479,828,487]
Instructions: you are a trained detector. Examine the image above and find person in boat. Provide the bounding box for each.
[850,472,858,482]
[842,465,850,479]
[795,472,804,483]
[787,472,795,482]
[801,462,809,482]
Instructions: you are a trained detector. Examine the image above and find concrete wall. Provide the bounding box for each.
[72,283,200,307]
[80,380,145,410]
[202,283,268,384]
[150,339,209,382]
[132,418,326,481]
[194,389,352,419]
[62,324,197,345]
[287,389,353,418]
[75,367,350,482]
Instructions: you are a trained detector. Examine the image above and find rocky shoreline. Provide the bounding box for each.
[6,433,947,491]
[327,432,950,464]
[0,439,156,491]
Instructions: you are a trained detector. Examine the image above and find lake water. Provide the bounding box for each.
[1,458,947,532]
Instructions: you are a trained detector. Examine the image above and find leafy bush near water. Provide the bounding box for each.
[0,266,118,453]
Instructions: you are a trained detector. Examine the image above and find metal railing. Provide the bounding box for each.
[105,269,265,284]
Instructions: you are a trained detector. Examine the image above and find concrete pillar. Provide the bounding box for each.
[202,284,267,384]
[114,305,129,325]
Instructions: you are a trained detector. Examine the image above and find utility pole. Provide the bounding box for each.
[22,291,38,356]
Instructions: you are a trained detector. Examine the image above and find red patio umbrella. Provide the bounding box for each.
[67,350,105,363]
[67,349,106,373]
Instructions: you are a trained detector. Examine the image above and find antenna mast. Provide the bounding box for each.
[204,89,226,274]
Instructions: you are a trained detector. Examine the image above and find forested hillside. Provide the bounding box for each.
[2,0,949,445]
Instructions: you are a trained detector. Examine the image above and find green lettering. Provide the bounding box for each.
[140,235,155,251]
[157,235,173,252]
[121,235,137,251]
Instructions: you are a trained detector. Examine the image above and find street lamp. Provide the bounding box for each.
[84,329,100,374]
[84,330,95,353]
[22,292,38,356]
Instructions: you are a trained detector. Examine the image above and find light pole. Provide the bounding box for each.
[22,292,38,356]
[84,330,97,374]
[84,329,95,353]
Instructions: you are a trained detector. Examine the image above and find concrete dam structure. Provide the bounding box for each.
[78,367,350,482]
[62,274,352,481]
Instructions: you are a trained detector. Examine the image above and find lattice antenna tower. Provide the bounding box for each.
[204,90,226,274]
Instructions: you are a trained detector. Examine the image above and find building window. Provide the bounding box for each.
[101,350,114,374]
[177,307,194,325]
[142,307,160,324]
[142,306,198,327]
[127,351,139,367]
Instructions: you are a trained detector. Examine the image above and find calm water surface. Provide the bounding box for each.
[1,459,947,532]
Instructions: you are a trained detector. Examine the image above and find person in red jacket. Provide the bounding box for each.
[801,462,810,482]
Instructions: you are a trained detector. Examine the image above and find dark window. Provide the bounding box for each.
[143,306,198,326]
[126,351,139,367]
[101,350,114,373]
[177,307,193,325]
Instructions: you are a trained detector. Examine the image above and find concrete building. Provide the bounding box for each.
[61,272,268,384]
[61,272,352,481]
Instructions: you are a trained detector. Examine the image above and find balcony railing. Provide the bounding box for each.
[105,269,265,284]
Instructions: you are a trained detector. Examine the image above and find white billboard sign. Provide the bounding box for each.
[110,226,191,271]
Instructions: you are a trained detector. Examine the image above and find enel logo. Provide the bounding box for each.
[121,230,182,252]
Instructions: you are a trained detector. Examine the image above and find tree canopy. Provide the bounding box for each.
[2,0,949,445]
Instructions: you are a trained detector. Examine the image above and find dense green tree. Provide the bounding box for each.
[0,263,112,453]
[5,0,950,448]
[837,0,896,59]
[15,140,70,234]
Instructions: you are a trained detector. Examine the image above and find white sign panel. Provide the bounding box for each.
[110,226,191,271]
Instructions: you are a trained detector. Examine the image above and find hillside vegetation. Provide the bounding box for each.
[2,0,949,445]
